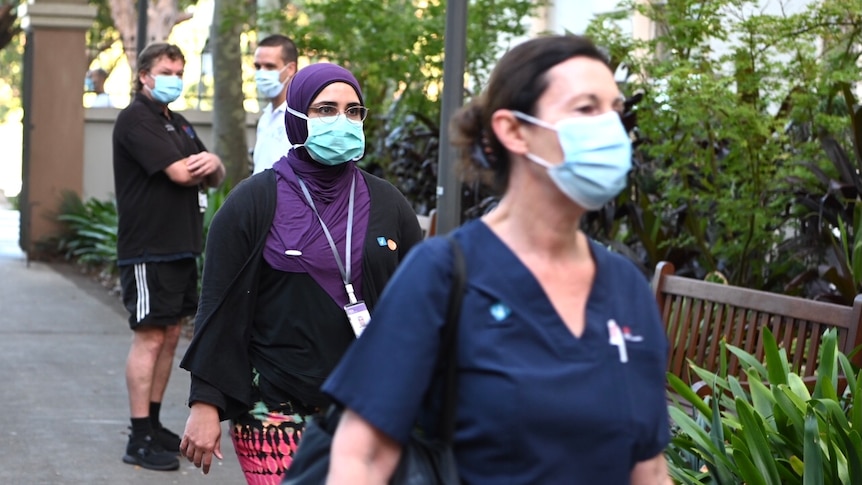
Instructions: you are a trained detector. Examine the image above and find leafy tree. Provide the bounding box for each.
[86,0,121,66]
[0,1,19,51]
[260,0,545,214]
[0,1,201,120]
[0,0,21,123]
[99,0,196,69]
[585,0,862,295]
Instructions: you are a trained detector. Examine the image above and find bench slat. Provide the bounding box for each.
[652,261,862,387]
[660,275,854,325]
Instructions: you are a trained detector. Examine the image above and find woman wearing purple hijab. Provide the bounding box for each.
[178,63,423,484]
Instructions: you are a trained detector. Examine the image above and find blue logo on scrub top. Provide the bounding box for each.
[490,303,511,321]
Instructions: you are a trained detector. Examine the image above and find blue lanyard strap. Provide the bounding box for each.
[297,174,358,304]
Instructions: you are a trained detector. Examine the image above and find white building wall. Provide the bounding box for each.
[528,1,636,81]
[536,0,815,48]
[534,0,821,88]
[537,0,628,35]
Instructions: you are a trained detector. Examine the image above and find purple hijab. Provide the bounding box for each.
[263,63,371,308]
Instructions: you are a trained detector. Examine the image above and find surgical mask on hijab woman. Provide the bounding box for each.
[284,67,368,166]
[286,104,366,165]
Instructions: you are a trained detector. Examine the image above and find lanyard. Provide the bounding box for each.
[297,174,358,304]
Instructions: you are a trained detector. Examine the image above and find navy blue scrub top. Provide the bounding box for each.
[323,220,670,485]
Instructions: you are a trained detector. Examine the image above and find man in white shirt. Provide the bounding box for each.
[251,35,299,175]
[86,68,114,108]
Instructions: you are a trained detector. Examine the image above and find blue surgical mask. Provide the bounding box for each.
[84,77,95,92]
[147,74,183,104]
[255,68,287,99]
[513,110,632,210]
[286,106,365,165]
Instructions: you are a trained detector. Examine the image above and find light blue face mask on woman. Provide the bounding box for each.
[147,74,183,104]
[513,110,632,210]
[286,106,366,166]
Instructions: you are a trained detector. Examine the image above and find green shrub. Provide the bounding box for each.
[56,191,118,270]
[264,0,543,220]
[586,0,862,297]
[197,182,233,290]
[666,327,862,484]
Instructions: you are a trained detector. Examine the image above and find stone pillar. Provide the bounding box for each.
[18,0,96,258]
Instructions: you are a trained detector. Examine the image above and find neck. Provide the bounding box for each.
[272,89,287,108]
[483,163,589,260]
[141,89,170,117]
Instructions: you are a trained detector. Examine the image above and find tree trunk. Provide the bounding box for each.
[0,4,20,51]
[211,0,249,185]
[108,0,190,71]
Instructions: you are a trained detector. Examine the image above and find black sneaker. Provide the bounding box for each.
[154,425,181,453]
[123,434,180,471]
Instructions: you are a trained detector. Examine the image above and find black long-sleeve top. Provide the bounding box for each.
[180,169,423,420]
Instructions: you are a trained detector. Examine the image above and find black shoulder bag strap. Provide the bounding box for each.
[439,235,466,444]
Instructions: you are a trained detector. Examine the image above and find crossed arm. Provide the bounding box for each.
[164,151,225,188]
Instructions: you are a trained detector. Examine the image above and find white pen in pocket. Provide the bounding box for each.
[607,319,628,363]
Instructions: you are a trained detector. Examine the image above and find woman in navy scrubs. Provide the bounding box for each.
[322,34,672,485]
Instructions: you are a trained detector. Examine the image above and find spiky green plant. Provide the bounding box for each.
[666,327,862,484]
[56,191,118,270]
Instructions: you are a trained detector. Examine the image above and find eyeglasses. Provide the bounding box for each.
[308,104,369,124]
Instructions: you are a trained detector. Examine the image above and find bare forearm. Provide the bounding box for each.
[169,152,224,189]
[326,409,401,485]
[631,453,672,485]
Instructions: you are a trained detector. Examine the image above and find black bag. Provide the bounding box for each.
[282,236,466,485]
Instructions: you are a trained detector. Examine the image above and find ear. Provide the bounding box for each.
[490,109,529,156]
[286,61,298,78]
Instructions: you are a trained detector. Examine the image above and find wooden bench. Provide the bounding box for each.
[416,209,437,239]
[651,261,862,393]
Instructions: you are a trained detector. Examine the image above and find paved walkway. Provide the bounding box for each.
[0,208,243,484]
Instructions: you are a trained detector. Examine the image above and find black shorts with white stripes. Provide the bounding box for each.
[119,259,198,329]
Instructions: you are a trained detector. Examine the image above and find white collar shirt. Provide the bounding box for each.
[252,100,291,174]
[91,92,113,108]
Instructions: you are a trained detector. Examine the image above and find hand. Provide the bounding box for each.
[185,152,221,179]
[180,402,224,474]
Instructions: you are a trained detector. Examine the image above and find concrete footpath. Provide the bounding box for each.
[0,208,244,484]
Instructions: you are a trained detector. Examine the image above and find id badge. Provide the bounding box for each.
[198,190,208,213]
[344,301,371,337]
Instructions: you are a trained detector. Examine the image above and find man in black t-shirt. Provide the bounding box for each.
[112,42,225,472]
